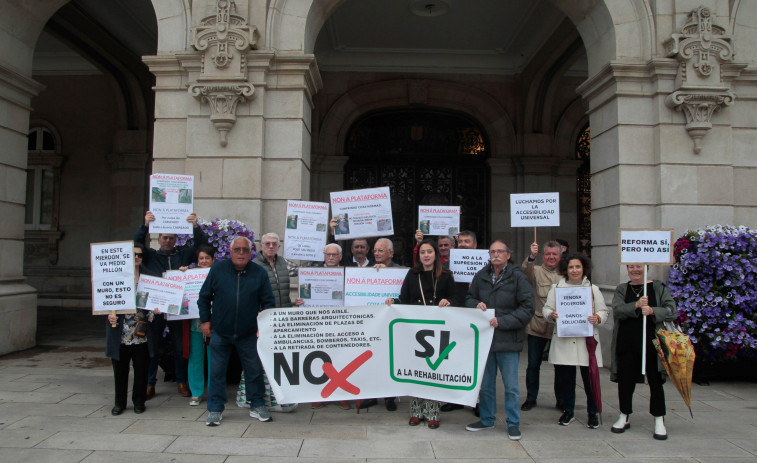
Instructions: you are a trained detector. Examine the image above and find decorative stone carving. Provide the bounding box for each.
[664,6,735,154]
[190,0,259,147]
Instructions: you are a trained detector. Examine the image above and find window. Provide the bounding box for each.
[25,125,64,231]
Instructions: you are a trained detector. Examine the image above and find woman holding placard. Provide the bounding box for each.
[543,253,607,428]
[386,240,456,429]
[106,243,154,415]
[610,264,676,440]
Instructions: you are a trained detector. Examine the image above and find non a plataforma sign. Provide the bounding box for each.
[618,228,675,265]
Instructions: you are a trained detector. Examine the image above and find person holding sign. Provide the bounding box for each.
[610,265,676,440]
[105,243,154,415]
[542,253,607,428]
[254,233,303,308]
[386,240,457,429]
[464,241,534,441]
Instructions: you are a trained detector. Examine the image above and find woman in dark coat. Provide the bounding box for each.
[386,239,457,429]
[105,243,154,415]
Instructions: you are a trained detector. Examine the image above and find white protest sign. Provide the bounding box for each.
[330,187,394,240]
[257,304,494,406]
[343,267,408,306]
[555,286,594,338]
[510,192,560,227]
[164,268,210,320]
[149,173,194,234]
[136,275,186,314]
[283,200,330,261]
[298,267,345,307]
[418,205,460,236]
[449,249,490,283]
[90,241,136,315]
[618,229,675,265]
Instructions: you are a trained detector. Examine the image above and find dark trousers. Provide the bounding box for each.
[554,364,597,414]
[112,343,149,408]
[616,350,666,417]
[207,332,266,412]
[525,335,557,401]
[147,313,165,386]
[167,319,189,384]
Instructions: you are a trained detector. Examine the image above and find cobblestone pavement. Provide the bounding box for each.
[1,308,755,462]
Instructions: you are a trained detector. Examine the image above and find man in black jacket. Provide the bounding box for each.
[464,240,534,441]
[134,210,208,399]
[199,236,275,426]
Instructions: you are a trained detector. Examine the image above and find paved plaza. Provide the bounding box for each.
[0,308,756,462]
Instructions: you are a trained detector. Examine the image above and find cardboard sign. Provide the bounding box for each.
[164,268,210,320]
[330,187,394,240]
[149,173,194,234]
[418,205,460,236]
[90,241,136,315]
[618,229,675,265]
[136,275,186,314]
[510,192,560,227]
[343,267,409,306]
[283,200,330,261]
[555,286,594,337]
[449,249,490,283]
[298,267,345,307]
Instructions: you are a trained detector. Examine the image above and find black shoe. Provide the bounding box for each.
[587,413,599,429]
[440,403,464,412]
[520,399,536,411]
[558,410,575,426]
[474,403,480,417]
[111,405,124,416]
[134,404,146,414]
[358,398,378,409]
[385,398,397,411]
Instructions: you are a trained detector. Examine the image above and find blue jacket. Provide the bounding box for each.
[198,259,275,337]
[133,224,208,276]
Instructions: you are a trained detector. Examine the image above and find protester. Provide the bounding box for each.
[329,217,374,267]
[611,264,676,440]
[412,231,455,265]
[134,211,207,399]
[177,244,216,406]
[386,240,456,428]
[373,238,401,268]
[199,236,275,426]
[465,241,533,441]
[254,232,304,308]
[106,243,154,415]
[542,252,607,428]
[520,241,562,411]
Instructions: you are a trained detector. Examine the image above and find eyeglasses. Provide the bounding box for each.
[262,242,279,247]
[489,249,509,255]
[134,253,143,258]
[324,252,340,257]
[231,247,251,254]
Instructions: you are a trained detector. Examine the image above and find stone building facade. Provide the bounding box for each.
[1,0,756,355]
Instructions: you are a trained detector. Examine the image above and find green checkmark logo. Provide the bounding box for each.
[425,341,457,371]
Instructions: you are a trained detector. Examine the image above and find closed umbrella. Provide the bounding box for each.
[585,336,602,416]
[652,326,695,418]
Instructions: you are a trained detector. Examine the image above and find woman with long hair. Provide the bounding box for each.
[386,239,457,429]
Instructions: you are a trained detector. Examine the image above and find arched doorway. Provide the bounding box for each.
[344,110,489,264]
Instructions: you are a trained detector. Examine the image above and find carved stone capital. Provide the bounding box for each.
[665,88,735,154]
[189,82,255,146]
[665,6,736,154]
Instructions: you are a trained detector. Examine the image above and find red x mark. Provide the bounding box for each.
[320,350,373,398]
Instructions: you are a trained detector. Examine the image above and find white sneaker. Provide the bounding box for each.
[189,396,202,406]
[653,416,667,440]
[205,411,222,426]
[250,405,272,422]
[611,413,630,433]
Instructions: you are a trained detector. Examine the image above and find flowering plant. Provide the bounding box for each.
[668,225,757,361]
[176,218,257,263]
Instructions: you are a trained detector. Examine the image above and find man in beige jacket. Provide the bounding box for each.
[520,241,562,411]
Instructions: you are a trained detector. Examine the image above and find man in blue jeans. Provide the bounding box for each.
[198,236,275,426]
[465,241,534,440]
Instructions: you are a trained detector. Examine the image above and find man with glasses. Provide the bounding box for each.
[254,233,303,308]
[373,238,400,268]
[328,217,374,267]
[465,241,534,441]
[199,236,275,426]
[134,210,208,400]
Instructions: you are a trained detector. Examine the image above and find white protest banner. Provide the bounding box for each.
[449,249,490,283]
[619,229,675,265]
[555,286,594,338]
[510,192,560,227]
[283,200,330,261]
[330,187,393,240]
[418,205,460,236]
[164,268,210,320]
[90,241,136,315]
[298,267,345,307]
[136,275,186,314]
[258,304,494,406]
[343,267,408,306]
[149,173,194,234]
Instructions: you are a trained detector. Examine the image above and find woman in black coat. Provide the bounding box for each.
[386,239,457,429]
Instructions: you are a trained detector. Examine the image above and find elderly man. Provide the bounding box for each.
[199,236,275,426]
[254,232,303,308]
[465,241,534,441]
[373,238,400,268]
[134,210,208,399]
[521,241,563,411]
